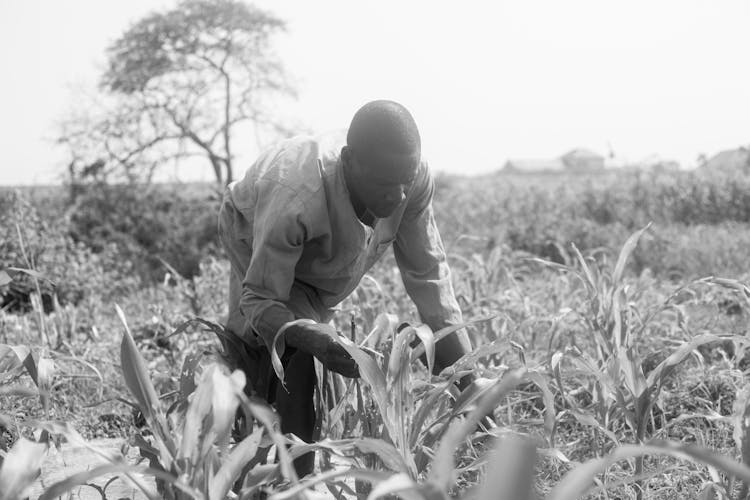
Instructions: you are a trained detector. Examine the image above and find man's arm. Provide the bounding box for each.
[393,163,472,374]
[238,180,304,349]
[238,180,358,377]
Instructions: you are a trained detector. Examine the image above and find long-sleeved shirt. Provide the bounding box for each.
[221,134,463,350]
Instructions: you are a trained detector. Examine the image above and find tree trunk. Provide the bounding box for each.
[224,158,233,185]
[209,154,223,185]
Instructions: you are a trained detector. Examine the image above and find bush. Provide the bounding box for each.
[432,169,750,278]
[0,190,136,311]
[67,183,221,283]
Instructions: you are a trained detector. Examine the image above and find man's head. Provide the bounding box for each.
[341,100,421,219]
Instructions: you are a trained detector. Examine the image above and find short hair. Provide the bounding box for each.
[346,100,421,158]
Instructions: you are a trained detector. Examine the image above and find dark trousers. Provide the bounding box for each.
[221,330,317,477]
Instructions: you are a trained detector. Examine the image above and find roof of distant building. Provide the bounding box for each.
[503,158,566,172]
[704,147,750,171]
[562,148,604,160]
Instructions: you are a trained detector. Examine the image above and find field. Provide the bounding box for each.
[2,166,750,499]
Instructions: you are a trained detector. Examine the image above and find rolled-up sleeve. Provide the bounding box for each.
[393,164,463,332]
[239,180,307,350]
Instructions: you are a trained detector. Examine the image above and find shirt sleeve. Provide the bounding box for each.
[238,179,307,351]
[393,163,463,333]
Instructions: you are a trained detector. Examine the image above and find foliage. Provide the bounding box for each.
[60,0,295,185]
[7,165,750,498]
[0,190,136,312]
[67,182,220,282]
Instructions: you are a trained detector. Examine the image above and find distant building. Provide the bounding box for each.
[501,148,605,174]
[502,158,566,173]
[629,155,681,172]
[702,147,750,173]
[561,149,605,171]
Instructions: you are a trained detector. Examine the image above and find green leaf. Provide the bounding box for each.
[237,394,298,483]
[366,472,431,500]
[451,377,497,416]
[331,334,390,437]
[411,316,497,362]
[525,370,557,445]
[116,305,176,463]
[270,319,317,389]
[362,312,399,348]
[0,344,29,374]
[38,463,195,500]
[179,352,202,399]
[388,323,417,383]
[178,365,214,467]
[0,270,11,287]
[645,334,723,392]
[571,243,598,296]
[547,440,750,500]
[562,409,621,446]
[477,435,537,500]
[429,368,526,491]
[209,426,265,500]
[0,438,47,500]
[612,223,651,285]
[267,468,397,500]
[288,437,412,474]
[411,324,436,377]
[618,347,647,399]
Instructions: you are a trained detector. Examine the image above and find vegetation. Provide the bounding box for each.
[58,0,295,185]
[2,165,750,499]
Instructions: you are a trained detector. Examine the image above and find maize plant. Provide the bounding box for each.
[537,224,747,498]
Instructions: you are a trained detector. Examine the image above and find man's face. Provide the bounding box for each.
[349,148,419,219]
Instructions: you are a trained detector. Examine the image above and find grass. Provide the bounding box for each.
[3,168,750,498]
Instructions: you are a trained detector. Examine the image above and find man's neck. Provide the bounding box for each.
[342,161,374,226]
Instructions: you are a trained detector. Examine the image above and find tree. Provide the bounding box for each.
[60,0,295,186]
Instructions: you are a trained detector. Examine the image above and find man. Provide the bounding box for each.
[218,100,472,475]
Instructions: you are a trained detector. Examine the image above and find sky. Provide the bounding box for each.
[1,0,749,185]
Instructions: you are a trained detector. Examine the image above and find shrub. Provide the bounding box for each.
[67,183,221,283]
[0,190,135,311]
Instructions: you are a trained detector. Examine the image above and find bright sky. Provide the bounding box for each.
[1,0,749,185]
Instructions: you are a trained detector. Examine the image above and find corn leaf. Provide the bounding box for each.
[562,409,621,446]
[618,347,647,399]
[116,305,176,462]
[362,312,399,348]
[270,319,317,389]
[268,468,398,500]
[429,368,526,491]
[0,438,47,500]
[547,440,750,500]
[412,324,436,377]
[366,472,432,500]
[645,334,722,392]
[411,316,497,362]
[477,435,537,500]
[0,269,11,287]
[179,352,202,399]
[612,223,651,286]
[733,385,750,499]
[178,365,214,467]
[570,243,598,297]
[451,377,497,416]
[38,463,195,500]
[209,426,265,500]
[331,334,389,432]
[288,437,411,474]
[525,370,558,445]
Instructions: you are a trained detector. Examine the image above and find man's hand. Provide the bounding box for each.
[285,322,360,378]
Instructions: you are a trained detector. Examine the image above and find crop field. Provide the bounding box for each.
[2,166,750,499]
